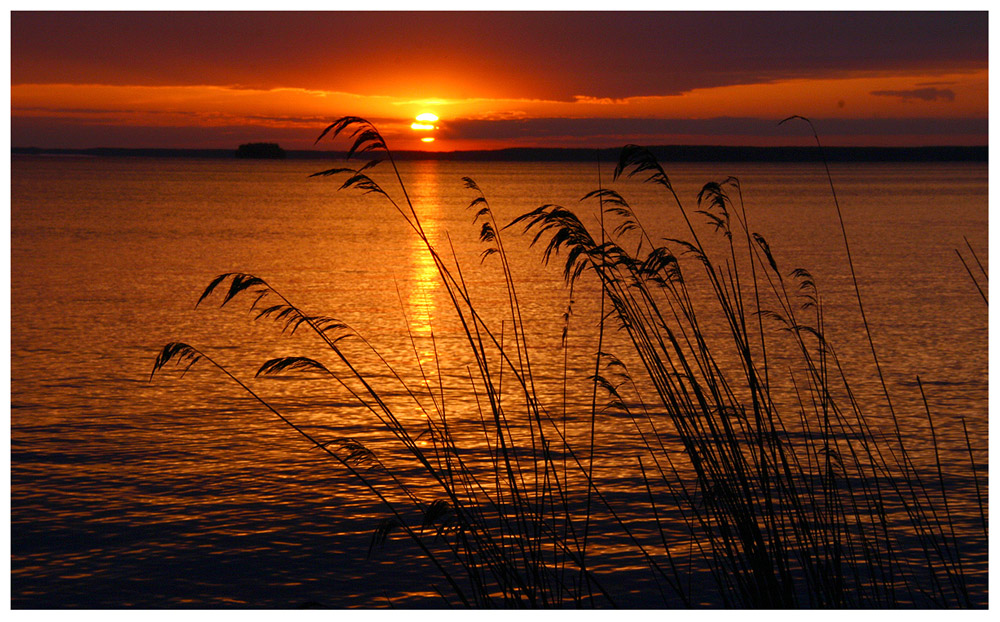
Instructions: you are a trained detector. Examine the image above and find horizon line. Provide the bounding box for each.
[12,144,988,163]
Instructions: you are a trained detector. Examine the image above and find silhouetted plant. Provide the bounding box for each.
[152,116,986,608]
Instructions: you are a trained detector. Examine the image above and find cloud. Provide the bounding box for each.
[12,114,988,150]
[11,12,988,101]
[870,88,956,102]
[440,116,987,141]
[573,96,631,106]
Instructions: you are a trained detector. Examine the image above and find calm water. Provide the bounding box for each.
[10,155,988,607]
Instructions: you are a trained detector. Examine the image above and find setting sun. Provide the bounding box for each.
[411,112,439,131]
[411,112,439,146]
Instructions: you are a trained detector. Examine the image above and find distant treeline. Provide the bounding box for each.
[12,145,987,163]
[235,142,286,159]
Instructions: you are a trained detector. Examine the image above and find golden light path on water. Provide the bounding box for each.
[406,160,442,346]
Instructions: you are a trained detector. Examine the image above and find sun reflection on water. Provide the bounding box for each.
[404,161,443,345]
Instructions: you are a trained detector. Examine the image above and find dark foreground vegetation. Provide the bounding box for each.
[152,116,987,608]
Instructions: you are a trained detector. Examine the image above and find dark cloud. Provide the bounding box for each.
[441,116,986,141]
[11,11,988,100]
[10,115,313,149]
[870,88,956,102]
[12,114,988,149]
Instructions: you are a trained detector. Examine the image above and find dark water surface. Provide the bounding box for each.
[10,156,988,607]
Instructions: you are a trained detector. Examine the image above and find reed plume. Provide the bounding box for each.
[151,116,986,608]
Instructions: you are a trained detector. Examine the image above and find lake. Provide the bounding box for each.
[10,154,988,608]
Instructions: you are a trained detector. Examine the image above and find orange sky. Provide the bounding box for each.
[10,11,989,151]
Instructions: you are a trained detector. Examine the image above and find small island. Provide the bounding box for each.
[235,142,285,159]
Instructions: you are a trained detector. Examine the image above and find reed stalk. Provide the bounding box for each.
[151,116,986,608]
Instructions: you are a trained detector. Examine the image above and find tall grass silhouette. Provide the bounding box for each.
[151,116,986,608]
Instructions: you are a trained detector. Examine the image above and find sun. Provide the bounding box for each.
[411,112,439,132]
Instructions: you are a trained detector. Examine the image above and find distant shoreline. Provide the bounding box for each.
[11,145,987,163]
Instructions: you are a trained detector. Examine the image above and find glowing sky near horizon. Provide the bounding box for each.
[10,11,989,150]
